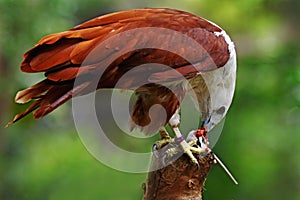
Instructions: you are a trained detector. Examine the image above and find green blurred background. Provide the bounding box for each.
[1,0,299,199]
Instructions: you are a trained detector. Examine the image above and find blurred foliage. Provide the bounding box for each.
[0,0,300,199]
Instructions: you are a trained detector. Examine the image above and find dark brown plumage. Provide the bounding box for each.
[7,8,232,134]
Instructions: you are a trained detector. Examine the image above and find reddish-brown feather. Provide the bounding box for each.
[8,8,231,133]
[15,79,53,103]
[71,9,151,30]
[131,83,185,134]
[30,40,78,71]
[46,63,98,81]
[21,38,82,72]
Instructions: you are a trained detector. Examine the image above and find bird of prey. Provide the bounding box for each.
[7,8,236,170]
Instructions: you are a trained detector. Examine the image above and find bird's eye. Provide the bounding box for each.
[216,106,226,115]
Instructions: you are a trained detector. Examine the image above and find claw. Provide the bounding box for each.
[152,144,158,151]
[152,144,159,158]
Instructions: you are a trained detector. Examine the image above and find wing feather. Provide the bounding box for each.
[8,8,232,127]
[15,79,53,104]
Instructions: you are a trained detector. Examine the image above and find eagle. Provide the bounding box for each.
[7,8,236,169]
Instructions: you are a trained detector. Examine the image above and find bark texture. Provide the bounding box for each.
[143,150,216,200]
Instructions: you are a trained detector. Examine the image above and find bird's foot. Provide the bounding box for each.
[152,136,175,162]
[177,136,209,167]
[152,135,209,168]
[152,136,174,151]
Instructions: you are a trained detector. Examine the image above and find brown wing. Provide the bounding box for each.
[7,8,230,128]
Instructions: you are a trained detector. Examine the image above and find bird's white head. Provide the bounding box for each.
[202,30,237,132]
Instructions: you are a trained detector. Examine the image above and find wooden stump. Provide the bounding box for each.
[143,147,216,200]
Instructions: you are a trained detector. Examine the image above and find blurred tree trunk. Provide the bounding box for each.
[143,149,215,200]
